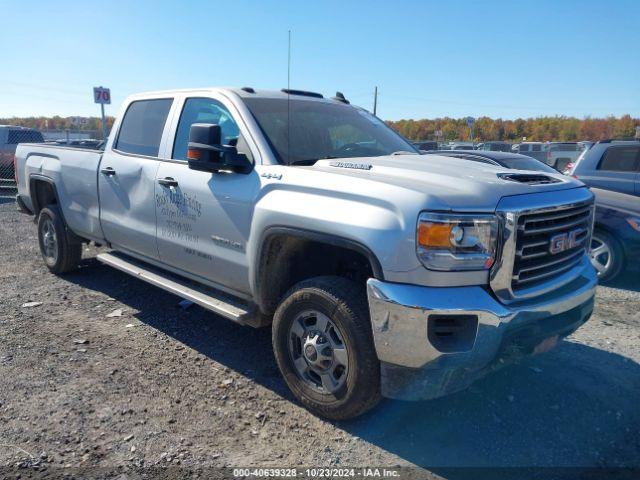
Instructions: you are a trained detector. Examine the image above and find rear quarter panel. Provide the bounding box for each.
[16,144,104,241]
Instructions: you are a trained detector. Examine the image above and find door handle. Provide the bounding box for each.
[158,177,179,188]
[100,167,116,176]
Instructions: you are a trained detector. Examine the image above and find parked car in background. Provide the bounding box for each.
[516,142,547,163]
[476,141,512,152]
[545,142,581,171]
[0,126,44,179]
[412,140,438,151]
[422,150,557,173]
[446,141,474,150]
[590,188,640,282]
[567,140,640,196]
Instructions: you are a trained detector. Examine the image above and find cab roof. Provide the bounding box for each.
[127,87,342,104]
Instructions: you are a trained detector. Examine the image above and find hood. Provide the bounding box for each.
[310,154,586,211]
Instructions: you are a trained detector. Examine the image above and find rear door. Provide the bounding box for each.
[591,145,640,196]
[98,98,174,260]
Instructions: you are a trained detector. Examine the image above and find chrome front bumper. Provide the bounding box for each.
[366,255,597,399]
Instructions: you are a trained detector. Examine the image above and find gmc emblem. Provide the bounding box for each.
[549,228,585,255]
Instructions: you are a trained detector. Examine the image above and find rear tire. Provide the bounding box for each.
[37,205,82,274]
[590,229,624,282]
[272,276,381,420]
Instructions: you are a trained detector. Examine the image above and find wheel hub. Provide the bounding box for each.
[288,311,349,394]
[304,343,318,362]
[302,332,333,369]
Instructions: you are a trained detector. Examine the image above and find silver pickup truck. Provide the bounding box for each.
[15,87,597,420]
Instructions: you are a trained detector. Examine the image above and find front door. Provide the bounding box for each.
[98,98,173,260]
[155,96,260,294]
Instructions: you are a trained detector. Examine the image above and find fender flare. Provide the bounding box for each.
[27,175,81,242]
[253,226,384,313]
[28,174,60,216]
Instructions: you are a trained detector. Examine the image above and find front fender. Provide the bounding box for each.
[247,186,411,297]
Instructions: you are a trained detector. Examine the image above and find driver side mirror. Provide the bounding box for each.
[187,123,251,173]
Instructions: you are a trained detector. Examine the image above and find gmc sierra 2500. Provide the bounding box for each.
[15,87,597,419]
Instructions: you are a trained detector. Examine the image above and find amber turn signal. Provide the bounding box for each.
[187,149,201,160]
[418,222,453,248]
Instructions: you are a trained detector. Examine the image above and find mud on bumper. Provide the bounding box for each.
[366,256,597,400]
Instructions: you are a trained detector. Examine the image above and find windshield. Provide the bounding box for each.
[499,156,557,172]
[242,97,418,164]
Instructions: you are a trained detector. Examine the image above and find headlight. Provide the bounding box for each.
[417,212,499,271]
[627,217,640,232]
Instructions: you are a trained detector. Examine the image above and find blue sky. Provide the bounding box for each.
[1,0,638,120]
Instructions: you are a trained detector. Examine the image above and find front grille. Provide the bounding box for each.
[512,203,592,291]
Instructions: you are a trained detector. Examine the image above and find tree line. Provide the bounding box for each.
[0,116,116,134]
[387,115,639,142]
[2,114,638,143]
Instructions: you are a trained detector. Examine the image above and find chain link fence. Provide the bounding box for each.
[1,128,46,195]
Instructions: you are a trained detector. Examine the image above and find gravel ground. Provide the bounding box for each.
[1,195,639,478]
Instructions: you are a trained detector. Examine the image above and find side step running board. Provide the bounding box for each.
[96,252,264,327]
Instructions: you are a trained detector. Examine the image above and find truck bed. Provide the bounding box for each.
[15,143,104,242]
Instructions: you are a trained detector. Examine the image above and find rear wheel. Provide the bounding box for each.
[272,276,381,420]
[37,205,82,274]
[590,229,624,282]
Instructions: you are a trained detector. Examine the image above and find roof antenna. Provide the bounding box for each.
[287,29,291,164]
[332,92,350,104]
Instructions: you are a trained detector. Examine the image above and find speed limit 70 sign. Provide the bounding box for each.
[93,87,111,105]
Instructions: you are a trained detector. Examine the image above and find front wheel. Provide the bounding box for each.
[590,229,624,282]
[272,276,381,420]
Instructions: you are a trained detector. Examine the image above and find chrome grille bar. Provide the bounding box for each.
[512,202,593,292]
[490,188,595,304]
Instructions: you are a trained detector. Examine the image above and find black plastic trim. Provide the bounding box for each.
[280,89,323,99]
[254,226,385,313]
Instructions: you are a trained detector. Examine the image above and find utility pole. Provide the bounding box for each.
[373,86,378,116]
[287,30,291,90]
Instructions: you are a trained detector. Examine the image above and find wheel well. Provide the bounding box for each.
[30,179,57,215]
[256,233,378,315]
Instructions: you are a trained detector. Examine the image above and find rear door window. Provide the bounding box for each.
[115,99,173,157]
[519,144,529,152]
[598,146,640,172]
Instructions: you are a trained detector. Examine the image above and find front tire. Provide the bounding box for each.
[37,205,82,274]
[272,276,381,420]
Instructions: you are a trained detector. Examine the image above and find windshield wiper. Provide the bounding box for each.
[288,155,340,166]
[287,158,321,166]
[391,150,419,156]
